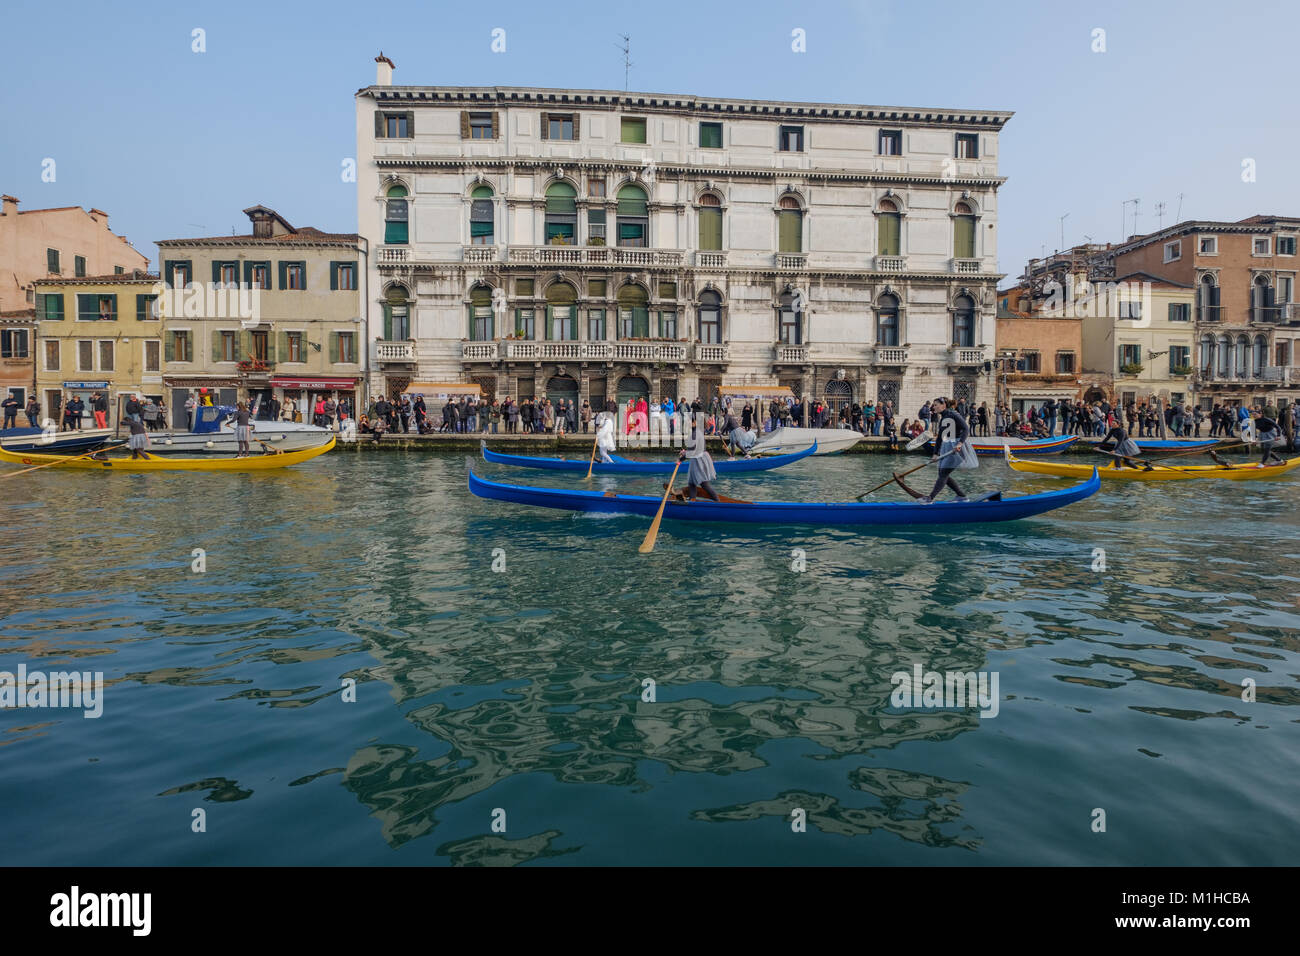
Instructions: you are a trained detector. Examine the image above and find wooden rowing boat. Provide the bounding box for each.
[1135,438,1218,451]
[0,436,336,471]
[1003,446,1300,481]
[480,439,815,474]
[467,466,1100,525]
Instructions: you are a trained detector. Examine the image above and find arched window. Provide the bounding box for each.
[698,290,722,344]
[952,294,975,347]
[469,285,494,340]
[470,185,494,245]
[777,196,803,253]
[777,290,802,345]
[385,185,409,245]
[1199,334,1215,374]
[1253,334,1268,376]
[544,182,577,244]
[1253,275,1274,323]
[1234,335,1249,377]
[546,282,578,341]
[877,199,901,256]
[1216,334,1230,376]
[617,284,649,338]
[1198,273,1219,322]
[698,194,723,251]
[384,285,410,340]
[876,293,900,347]
[953,201,976,259]
[824,379,853,415]
[616,185,648,247]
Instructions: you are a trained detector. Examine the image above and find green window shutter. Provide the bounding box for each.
[211,329,223,362]
[383,304,393,341]
[406,111,415,137]
[164,333,174,363]
[384,221,408,244]
[136,294,146,321]
[879,214,901,256]
[279,330,289,359]
[34,292,45,316]
[539,112,549,139]
[328,331,339,362]
[375,111,385,138]
[278,261,287,290]
[634,307,649,337]
[211,261,222,284]
[460,111,470,138]
[491,111,499,138]
[264,332,276,363]
[52,294,64,320]
[329,261,339,291]
[241,331,252,361]
[572,114,580,140]
[779,212,802,253]
[699,209,722,250]
[954,216,975,258]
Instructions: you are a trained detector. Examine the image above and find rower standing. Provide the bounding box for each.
[1099,421,1143,469]
[232,401,255,457]
[595,405,617,464]
[922,396,977,502]
[678,423,720,501]
[1253,411,1285,465]
[126,415,151,459]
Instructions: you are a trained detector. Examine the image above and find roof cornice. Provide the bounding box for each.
[357,85,1013,128]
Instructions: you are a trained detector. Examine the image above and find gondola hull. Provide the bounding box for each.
[467,467,1100,525]
[1134,438,1218,450]
[914,435,1078,456]
[1004,448,1300,481]
[0,436,336,471]
[480,440,816,474]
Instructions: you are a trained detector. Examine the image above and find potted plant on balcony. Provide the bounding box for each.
[549,234,571,246]
[1171,364,1193,376]
[1119,362,1144,375]
[587,236,606,246]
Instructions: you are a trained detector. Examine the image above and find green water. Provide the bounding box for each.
[1,450,1297,865]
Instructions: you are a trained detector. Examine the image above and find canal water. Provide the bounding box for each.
[1,450,1297,865]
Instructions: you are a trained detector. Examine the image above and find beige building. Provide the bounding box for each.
[0,195,148,312]
[156,206,366,425]
[32,271,163,428]
[1078,272,1197,407]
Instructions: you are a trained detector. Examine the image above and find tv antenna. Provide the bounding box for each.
[617,34,632,91]
[1059,212,1069,252]
[1154,201,1167,229]
[1176,192,1184,221]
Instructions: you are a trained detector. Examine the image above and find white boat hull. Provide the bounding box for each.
[145,422,335,453]
[750,427,863,456]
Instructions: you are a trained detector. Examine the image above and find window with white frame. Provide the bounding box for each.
[1277,235,1296,256]
[1163,240,1181,263]
[1254,237,1272,256]
[1278,275,1294,304]
[1198,236,1217,255]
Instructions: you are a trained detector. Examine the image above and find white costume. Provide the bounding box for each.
[595,413,616,463]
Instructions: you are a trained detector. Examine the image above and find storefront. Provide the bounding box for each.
[402,382,483,430]
[59,380,109,428]
[269,376,359,423]
[163,377,240,429]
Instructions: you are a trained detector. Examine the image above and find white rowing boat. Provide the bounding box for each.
[749,426,863,456]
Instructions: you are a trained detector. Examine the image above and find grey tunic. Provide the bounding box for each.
[686,451,717,485]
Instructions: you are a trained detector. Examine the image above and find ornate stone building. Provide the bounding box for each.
[355,56,1010,416]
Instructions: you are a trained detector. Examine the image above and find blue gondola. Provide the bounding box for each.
[1133,438,1218,450]
[467,466,1100,526]
[480,439,816,474]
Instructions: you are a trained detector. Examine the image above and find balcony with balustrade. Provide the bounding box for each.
[874,255,906,272]
[693,343,729,365]
[377,246,408,265]
[459,338,691,365]
[872,346,908,366]
[773,344,808,365]
[695,251,727,269]
[948,346,986,367]
[505,245,685,268]
[462,246,501,264]
[952,259,981,274]
[774,253,807,270]
[376,340,415,363]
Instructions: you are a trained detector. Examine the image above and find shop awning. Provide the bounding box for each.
[269,376,358,389]
[403,382,483,398]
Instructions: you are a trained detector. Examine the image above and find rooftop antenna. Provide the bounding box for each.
[1176,192,1184,221]
[617,34,632,91]
[1121,198,1139,239]
[1154,201,1167,230]
[1059,212,1069,252]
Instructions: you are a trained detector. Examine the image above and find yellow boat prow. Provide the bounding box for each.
[1003,446,1300,481]
[0,436,336,471]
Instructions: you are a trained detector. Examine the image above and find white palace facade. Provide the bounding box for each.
[355,57,1011,417]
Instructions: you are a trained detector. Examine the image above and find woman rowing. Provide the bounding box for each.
[921,396,977,503]
[1098,420,1143,469]
[1253,410,1285,465]
[677,422,720,501]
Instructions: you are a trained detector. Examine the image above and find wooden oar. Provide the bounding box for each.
[252,435,284,454]
[1090,447,1212,475]
[583,430,600,479]
[857,443,961,499]
[639,459,683,554]
[0,441,124,478]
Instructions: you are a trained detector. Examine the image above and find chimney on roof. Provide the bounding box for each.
[375,52,394,86]
[1,195,18,216]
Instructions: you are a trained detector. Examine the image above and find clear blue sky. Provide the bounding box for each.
[4,0,1297,281]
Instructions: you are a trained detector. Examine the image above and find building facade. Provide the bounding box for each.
[1109,217,1300,410]
[0,195,148,312]
[32,271,163,428]
[156,206,366,425]
[1,308,35,413]
[355,59,1010,418]
[994,284,1082,413]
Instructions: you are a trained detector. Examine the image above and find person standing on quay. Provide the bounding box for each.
[232,401,255,457]
[580,400,591,434]
[1,391,18,429]
[24,395,40,428]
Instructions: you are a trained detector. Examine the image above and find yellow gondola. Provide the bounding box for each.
[1003,446,1300,481]
[0,436,335,471]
